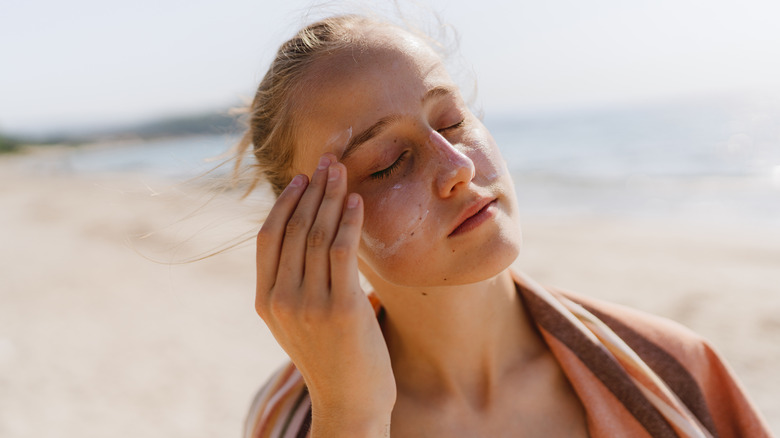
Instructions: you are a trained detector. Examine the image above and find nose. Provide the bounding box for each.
[429,130,475,198]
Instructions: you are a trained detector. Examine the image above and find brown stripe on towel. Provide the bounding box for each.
[581,302,719,437]
[518,284,679,438]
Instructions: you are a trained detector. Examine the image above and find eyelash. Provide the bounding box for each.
[438,119,465,133]
[368,120,464,181]
[371,150,409,180]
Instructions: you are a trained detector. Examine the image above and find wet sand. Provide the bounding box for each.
[1,153,777,436]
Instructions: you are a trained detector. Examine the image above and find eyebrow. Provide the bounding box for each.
[339,85,458,160]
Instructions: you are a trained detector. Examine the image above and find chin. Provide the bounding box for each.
[445,224,522,286]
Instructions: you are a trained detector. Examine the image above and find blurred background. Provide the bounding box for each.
[1,0,778,436]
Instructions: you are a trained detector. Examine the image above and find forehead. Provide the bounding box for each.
[290,27,455,173]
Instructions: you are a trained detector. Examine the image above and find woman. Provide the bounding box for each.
[238,15,770,438]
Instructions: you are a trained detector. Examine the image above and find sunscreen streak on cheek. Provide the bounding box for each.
[361,189,430,259]
[478,152,508,184]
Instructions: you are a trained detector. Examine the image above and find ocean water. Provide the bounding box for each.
[44,98,780,226]
[52,135,237,178]
[488,98,780,226]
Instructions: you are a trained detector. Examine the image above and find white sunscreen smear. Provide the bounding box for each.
[326,126,353,157]
[363,208,429,259]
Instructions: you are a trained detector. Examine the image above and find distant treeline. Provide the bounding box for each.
[0,109,245,153]
[126,111,244,139]
[0,134,21,153]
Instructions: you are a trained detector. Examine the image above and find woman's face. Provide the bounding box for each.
[291,26,522,288]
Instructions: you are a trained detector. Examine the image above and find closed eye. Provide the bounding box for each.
[370,150,409,180]
[437,119,465,133]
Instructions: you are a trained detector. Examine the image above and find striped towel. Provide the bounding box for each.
[244,271,772,437]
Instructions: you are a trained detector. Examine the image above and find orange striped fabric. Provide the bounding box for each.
[244,364,310,438]
[244,271,772,437]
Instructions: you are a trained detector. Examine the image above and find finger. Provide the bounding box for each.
[329,193,364,297]
[276,154,333,288]
[303,161,347,292]
[256,174,308,294]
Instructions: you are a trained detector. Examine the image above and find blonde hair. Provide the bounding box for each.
[232,15,379,198]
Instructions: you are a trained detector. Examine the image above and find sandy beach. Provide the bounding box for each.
[1,149,778,437]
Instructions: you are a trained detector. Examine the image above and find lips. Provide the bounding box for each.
[448,197,497,237]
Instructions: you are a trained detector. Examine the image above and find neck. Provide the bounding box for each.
[369,269,547,407]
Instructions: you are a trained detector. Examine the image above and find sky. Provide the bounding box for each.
[2,0,780,135]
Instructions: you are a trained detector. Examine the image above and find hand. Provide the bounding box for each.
[255,153,396,436]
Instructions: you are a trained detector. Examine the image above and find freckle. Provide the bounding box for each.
[443,278,447,281]
[422,292,428,296]
[410,232,415,236]
[451,249,455,253]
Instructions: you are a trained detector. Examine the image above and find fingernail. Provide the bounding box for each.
[289,174,304,187]
[328,165,340,181]
[317,155,330,170]
[347,193,359,208]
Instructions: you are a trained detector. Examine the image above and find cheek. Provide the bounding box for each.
[359,180,433,261]
[465,125,508,184]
